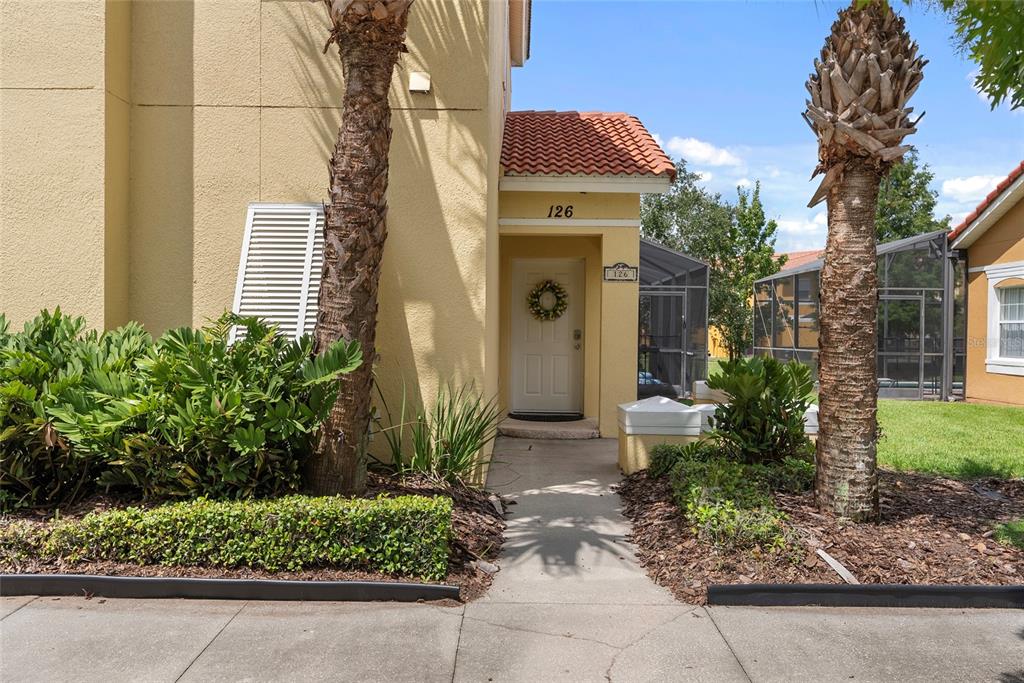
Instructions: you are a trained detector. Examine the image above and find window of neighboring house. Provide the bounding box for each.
[231,203,324,342]
[998,286,1024,359]
[985,263,1024,376]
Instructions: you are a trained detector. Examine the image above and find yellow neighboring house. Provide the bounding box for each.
[949,161,1024,406]
[0,0,676,438]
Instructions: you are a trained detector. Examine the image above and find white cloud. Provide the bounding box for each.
[777,211,827,236]
[736,178,752,188]
[949,211,970,226]
[662,136,742,166]
[940,175,1002,203]
[696,170,714,182]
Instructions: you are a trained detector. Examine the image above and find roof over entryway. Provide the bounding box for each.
[500,111,675,192]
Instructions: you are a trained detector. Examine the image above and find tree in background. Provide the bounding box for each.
[720,183,787,359]
[930,0,1024,111]
[875,150,950,242]
[641,162,785,360]
[308,0,414,495]
[803,0,925,521]
[642,161,734,259]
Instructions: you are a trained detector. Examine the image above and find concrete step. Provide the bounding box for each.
[496,416,600,440]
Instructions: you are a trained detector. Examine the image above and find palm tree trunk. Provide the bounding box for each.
[815,158,881,522]
[309,12,409,496]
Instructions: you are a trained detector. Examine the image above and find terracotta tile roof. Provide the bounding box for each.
[501,111,675,180]
[948,160,1024,242]
[776,249,824,272]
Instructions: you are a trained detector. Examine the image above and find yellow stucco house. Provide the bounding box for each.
[950,160,1024,406]
[0,0,679,438]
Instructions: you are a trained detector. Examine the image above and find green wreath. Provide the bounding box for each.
[527,280,569,321]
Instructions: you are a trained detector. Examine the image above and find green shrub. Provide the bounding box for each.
[706,356,814,464]
[669,451,795,552]
[755,456,815,493]
[672,456,771,509]
[648,441,716,478]
[61,315,362,499]
[0,520,47,565]
[0,310,153,509]
[0,310,362,509]
[41,494,451,580]
[377,383,500,483]
[687,499,790,552]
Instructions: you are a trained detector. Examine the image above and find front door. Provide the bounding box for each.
[510,258,585,415]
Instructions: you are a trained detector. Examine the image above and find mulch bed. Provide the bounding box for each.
[0,473,506,603]
[618,469,1024,605]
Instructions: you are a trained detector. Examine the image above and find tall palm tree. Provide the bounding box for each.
[308,0,414,495]
[803,1,924,521]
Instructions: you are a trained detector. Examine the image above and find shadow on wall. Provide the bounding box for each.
[128,0,194,332]
[280,1,492,433]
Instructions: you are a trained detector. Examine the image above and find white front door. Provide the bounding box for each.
[510,258,585,414]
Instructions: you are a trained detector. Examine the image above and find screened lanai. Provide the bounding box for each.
[638,239,709,399]
[753,230,966,400]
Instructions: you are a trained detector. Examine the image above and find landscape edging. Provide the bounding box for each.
[0,574,461,602]
[707,583,1024,609]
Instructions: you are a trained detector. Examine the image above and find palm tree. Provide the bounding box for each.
[803,1,924,521]
[308,0,414,495]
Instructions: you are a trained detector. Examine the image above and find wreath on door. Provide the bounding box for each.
[527,280,569,321]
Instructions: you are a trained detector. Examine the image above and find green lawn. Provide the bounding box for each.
[995,520,1024,549]
[877,399,1024,479]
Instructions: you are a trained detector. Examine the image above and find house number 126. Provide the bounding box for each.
[547,205,574,218]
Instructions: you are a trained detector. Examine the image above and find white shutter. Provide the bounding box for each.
[231,203,325,342]
[304,210,325,335]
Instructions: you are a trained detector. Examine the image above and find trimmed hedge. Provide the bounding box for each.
[36,494,452,581]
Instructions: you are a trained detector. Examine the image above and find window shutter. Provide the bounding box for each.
[305,210,325,335]
[231,203,324,342]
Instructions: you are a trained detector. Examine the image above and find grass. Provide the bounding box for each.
[876,400,1024,479]
[994,521,1024,549]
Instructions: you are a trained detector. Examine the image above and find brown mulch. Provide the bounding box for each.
[1,473,506,603]
[618,469,1024,605]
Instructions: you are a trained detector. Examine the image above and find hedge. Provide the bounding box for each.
[35,494,452,581]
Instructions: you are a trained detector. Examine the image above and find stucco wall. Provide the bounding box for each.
[499,191,642,435]
[103,0,132,328]
[964,199,1024,406]
[2,0,503,450]
[0,0,110,327]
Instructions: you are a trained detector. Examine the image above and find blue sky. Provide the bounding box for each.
[512,0,1024,253]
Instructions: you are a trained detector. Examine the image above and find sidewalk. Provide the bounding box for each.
[2,438,1022,681]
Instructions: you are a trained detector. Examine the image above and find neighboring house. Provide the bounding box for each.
[777,249,825,272]
[707,249,822,360]
[755,230,963,401]
[949,161,1024,406]
[753,160,1024,407]
[0,0,677,437]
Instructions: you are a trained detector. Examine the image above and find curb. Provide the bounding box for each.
[0,574,461,602]
[707,583,1024,609]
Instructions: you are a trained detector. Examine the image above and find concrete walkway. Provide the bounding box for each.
[2,437,1022,681]
[481,436,674,605]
